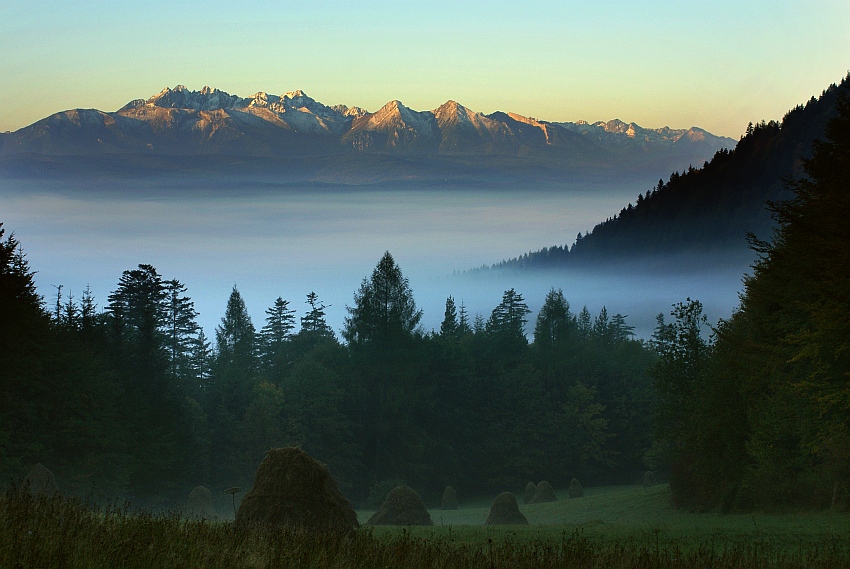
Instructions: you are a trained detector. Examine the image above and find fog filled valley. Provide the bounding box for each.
[0,177,751,341]
[2,75,850,569]
[0,171,757,511]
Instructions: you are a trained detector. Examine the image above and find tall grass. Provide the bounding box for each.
[2,488,848,568]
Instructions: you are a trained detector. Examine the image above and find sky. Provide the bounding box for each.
[1,0,848,138]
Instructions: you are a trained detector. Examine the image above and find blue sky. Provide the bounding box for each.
[1,0,848,137]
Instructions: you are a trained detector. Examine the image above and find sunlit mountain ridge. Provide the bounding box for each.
[0,85,734,182]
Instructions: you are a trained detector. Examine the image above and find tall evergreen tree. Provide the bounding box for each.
[609,313,635,343]
[577,306,592,337]
[106,264,186,497]
[533,288,574,349]
[440,296,459,338]
[300,291,335,339]
[107,264,169,389]
[592,306,610,343]
[0,224,49,476]
[163,279,199,382]
[457,300,471,336]
[213,286,257,411]
[342,251,422,348]
[215,286,256,371]
[259,296,296,368]
[486,288,530,341]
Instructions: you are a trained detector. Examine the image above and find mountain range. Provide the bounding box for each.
[0,86,735,183]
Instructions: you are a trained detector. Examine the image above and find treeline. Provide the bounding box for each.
[0,237,656,507]
[487,73,850,271]
[652,94,850,511]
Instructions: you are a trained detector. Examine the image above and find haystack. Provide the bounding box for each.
[367,486,433,526]
[234,447,358,536]
[187,485,216,519]
[441,485,458,510]
[523,482,537,505]
[568,478,584,498]
[485,492,528,525]
[529,480,557,503]
[24,463,58,497]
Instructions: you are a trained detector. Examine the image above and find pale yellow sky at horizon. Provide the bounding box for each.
[1,0,848,138]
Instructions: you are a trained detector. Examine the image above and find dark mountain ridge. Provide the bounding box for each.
[485,73,850,271]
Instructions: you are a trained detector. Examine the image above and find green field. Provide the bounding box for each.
[359,484,850,553]
[3,484,849,568]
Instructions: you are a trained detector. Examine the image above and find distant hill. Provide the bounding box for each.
[0,86,734,183]
[485,73,850,271]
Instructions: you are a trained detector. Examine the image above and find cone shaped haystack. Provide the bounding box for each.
[485,492,528,525]
[187,485,216,519]
[523,481,537,504]
[367,486,433,526]
[529,480,557,503]
[24,463,58,497]
[440,485,458,510]
[568,478,584,498]
[235,447,358,536]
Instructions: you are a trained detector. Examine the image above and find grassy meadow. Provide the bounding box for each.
[3,484,849,568]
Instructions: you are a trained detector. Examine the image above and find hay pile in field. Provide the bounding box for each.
[24,463,58,496]
[440,486,458,510]
[485,492,528,525]
[186,486,215,519]
[367,486,433,526]
[529,480,557,503]
[234,447,358,536]
[569,478,584,498]
[523,482,536,504]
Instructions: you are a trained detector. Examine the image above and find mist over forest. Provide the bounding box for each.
[0,175,751,342]
[2,74,849,524]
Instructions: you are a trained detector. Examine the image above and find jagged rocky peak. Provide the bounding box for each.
[283,89,307,100]
[598,119,633,133]
[370,100,417,125]
[434,101,499,130]
[680,127,708,142]
[331,104,368,118]
[142,85,246,111]
[434,100,469,119]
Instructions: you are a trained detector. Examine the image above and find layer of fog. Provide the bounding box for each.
[0,178,754,340]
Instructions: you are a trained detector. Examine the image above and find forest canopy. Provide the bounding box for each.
[0,241,655,506]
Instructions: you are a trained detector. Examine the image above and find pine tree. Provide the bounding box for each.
[215,285,256,371]
[212,285,257,418]
[533,288,574,348]
[163,279,199,381]
[486,289,531,355]
[457,300,471,336]
[259,297,295,368]
[343,252,421,348]
[440,296,459,338]
[577,306,592,337]
[609,313,635,343]
[300,291,335,339]
[592,306,610,342]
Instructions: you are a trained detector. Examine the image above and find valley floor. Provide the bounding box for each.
[3,484,848,568]
[359,484,850,551]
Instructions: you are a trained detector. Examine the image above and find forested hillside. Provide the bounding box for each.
[651,93,850,511]
[490,74,850,270]
[0,241,656,507]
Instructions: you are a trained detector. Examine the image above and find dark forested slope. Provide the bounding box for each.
[489,74,850,271]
